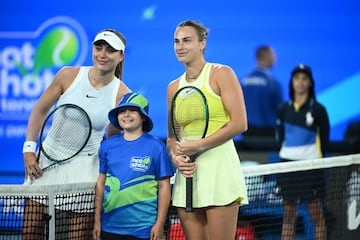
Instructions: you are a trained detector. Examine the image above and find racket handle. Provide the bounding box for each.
[185,177,193,212]
[42,164,52,172]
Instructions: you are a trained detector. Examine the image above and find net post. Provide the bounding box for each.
[48,187,55,240]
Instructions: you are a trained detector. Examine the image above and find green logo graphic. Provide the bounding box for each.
[33,27,79,75]
[12,16,88,78]
[142,157,151,164]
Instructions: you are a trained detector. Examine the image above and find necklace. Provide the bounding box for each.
[186,63,206,80]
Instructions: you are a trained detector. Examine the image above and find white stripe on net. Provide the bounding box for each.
[0,182,96,196]
[242,153,360,177]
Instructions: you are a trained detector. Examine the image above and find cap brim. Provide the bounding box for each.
[292,69,312,79]
[108,104,153,132]
[93,31,125,51]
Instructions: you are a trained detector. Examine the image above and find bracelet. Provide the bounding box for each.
[22,141,37,153]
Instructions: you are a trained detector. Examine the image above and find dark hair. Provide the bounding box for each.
[98,29,127,80]
[289,64,316,101]
[255,46,272,61]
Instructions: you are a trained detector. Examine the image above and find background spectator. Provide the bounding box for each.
[241,45,283,138]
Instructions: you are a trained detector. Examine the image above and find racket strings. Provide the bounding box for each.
[173,90,208,140]
[41,106,91,161]
[170,87,208,212]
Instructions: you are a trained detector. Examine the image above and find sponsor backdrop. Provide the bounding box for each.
[1,0,359,183]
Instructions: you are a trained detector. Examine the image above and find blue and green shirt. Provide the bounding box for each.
[99,133,174,238]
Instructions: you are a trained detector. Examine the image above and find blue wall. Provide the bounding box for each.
[1,0,359,183]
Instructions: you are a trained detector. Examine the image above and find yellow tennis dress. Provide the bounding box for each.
[171,63,248,208]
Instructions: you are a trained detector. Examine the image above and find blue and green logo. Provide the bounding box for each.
[0,16,89,118]
[13,16,88,77]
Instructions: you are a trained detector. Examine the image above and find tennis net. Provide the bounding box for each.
[166,153,360,240]
[236,153,360,240]
[1,154,359,240]
[0,182,95,239]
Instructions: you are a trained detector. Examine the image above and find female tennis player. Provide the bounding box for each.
[166,20,249,240]
[22,29,131,239]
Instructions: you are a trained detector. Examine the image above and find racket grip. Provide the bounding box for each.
[188,153,197,162]
[185,177,193,212]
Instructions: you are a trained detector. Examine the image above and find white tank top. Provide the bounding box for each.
[55,66,120,154]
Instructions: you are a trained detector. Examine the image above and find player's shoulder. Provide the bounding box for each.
[55,66,81,80]
[167,77,181,95]
[168,78,178,87]
[58,66,81,74]
[209,63,238,86]
[210,62,231,70]
[209,62,235,76]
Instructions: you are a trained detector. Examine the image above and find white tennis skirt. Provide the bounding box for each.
[23,153,98,212]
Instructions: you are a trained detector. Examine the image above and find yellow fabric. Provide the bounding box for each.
[173,63,248,207]
[316,127,323,157]
[294,102,300,112]
[174,90,208,139]
[172,140,248,207]
[178,63,230,136]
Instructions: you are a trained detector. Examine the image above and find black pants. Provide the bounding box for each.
[101,231,149,240]
[243,126,275,138]
[277,159,325,201]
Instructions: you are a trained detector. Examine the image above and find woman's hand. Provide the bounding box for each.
[24,152,43,180]
[92,221,101,240]
[176,139,203,157]
[174,155,197,178]
[167,137,197,177]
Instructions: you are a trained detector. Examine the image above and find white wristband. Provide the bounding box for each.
[23,141,37,153]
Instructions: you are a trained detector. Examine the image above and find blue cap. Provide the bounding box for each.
[108,93,153,132]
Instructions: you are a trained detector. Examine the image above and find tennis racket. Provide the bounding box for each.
[38,104,92,172]
[170,86,209,212]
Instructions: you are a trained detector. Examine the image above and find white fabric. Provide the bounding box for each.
[22,141,37,153]
[93,31,125,51]
[25,66,120,186]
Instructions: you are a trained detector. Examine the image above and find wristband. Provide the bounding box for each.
[23,141,37,153]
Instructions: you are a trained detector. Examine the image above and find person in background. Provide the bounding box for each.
[93,93,174,240]
[22,29,131,239]
[241,45,283,137]
[276,64,330,240]
[166,20,248,240]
